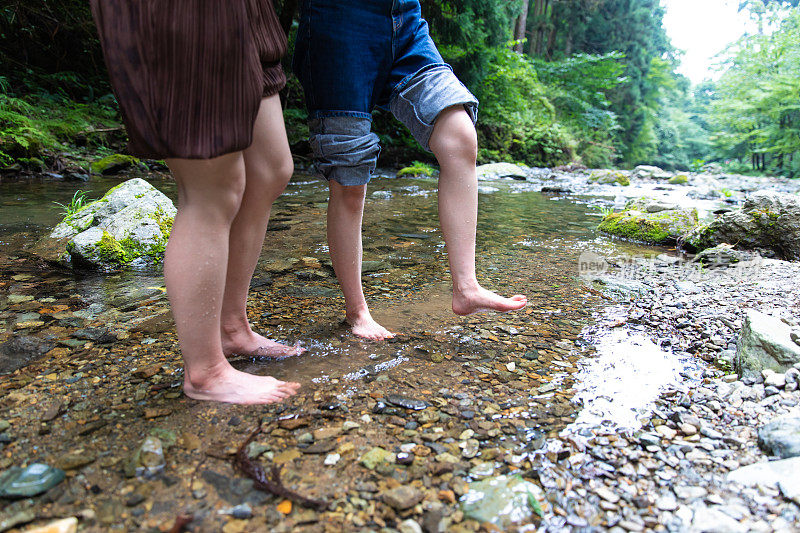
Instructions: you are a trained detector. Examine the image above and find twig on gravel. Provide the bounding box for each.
[233,424,328,511]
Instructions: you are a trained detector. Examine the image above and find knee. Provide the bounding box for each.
[216,171,247,222]
[433,119,478,164]
[331,184,366,215]
[270,151,295,193]
[249,150,294,200]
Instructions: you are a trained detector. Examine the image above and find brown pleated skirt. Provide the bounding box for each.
[90,0,287,159]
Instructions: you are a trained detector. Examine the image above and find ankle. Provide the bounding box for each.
[453,279,480,296]
[220,320,251,338]
[345,305,371,322]
[185,360,230,390]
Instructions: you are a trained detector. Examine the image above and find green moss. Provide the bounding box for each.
[397,161,437,178]
[90,154,140,175]
[668,174,689,185]
[153,206,174,237]
[94,231,132,265]
[589,170,630,186]
[598,212,670,244]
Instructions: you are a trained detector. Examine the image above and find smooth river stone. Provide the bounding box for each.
[0,463,65,497]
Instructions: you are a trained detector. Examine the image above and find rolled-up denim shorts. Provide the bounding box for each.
[292,0,478,186]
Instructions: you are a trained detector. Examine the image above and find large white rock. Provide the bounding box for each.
[41,178,175,270]
[476,163,529,181]
[735,309,800,378]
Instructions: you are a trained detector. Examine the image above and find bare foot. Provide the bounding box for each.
[184,362,300,405]
[222,328,305,359]
[452,285,527,316]
[347,310,396,340]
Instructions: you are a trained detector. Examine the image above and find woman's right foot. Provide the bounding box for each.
[183,363,300,404]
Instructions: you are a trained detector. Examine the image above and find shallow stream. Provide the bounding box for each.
[1,171,678,433]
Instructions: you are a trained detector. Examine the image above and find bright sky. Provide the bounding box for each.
[661,0,753,83]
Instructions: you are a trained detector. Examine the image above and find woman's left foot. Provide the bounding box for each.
[222,330,305,358]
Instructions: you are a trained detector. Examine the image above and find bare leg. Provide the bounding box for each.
[164,152,300,404]
[327,180,395,340]
[219,95,303,358]
[428,106,527,315]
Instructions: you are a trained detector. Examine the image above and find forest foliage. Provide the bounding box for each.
[0,0,799,177]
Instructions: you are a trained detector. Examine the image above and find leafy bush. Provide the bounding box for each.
[0,93,118,166]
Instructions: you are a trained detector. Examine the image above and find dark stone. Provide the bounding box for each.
[228,416,241,427]
[386,394,427,411]
[303,441,336,454]
[404,421,419,431]
[426,442,447,455]
[73,327,116,344]
[125,493,146,507]
[0,336,56,374]
[201,469,255,504]
[460,410,475,420]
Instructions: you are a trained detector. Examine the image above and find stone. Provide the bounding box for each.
[476,163,529,181]
[89,154,141,175]
[757,417,800,459]
[0,463,66,498]
[0,336,57,374]
[461,475,543,528]
[735,309,800,378]
[359,447,395,470]
[727,457,800,492]
[693,244,753,267]
[681,191,800,260]
[668,174,689,185]
[631,165,672,180]
[55,451,96,471]
[763,371,786,388]
[125,436,165,477]
[691,505,749,533]
[398,518,423,533]
[382,485,424,510]
[23,517,78,533]
[33,178,176,269]
[588,169,631,186]
[218,503,253,519]
[313,426,342,440]
[385,394,427,410]
[598,203,698,245]
[655,425,677,440]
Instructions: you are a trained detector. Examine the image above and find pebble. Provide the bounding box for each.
[382,485,423,510]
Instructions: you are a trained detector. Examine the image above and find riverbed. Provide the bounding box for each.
[1,168,798,532]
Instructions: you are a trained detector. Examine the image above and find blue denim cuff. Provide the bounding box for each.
[308,116,380,186]
[390,64,479,151]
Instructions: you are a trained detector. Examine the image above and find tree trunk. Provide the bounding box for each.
[279,0,300,40]
[514,0,531,53]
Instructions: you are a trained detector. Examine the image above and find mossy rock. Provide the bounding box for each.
[397,161,437,178]
[599,207,699,245]
[90,154,141,175]
[36,178,176,270]
[668,174,689,185]
[681,191,800,260]
[588,170,630,186]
